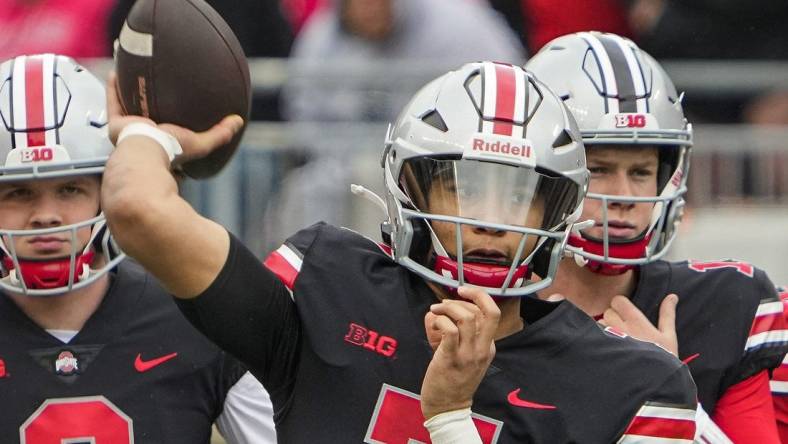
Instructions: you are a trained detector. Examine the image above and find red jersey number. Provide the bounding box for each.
[21,396,133,444]
[688,260,754,277]
[365,384,502,444]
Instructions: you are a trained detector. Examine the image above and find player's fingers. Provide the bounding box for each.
[610,295,650,325]
[429,314,459,354]
[657,294,678,336]
[194,115,244,156]
[602,307,626,331]
[456,286,501,345]
[430,300,481,351]
[424,311,443,351]
[159,115,242,160]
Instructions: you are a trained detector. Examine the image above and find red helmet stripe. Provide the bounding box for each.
[492,64,516,136]
[24,56,46,147]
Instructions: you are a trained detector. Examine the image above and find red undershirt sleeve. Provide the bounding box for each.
[712,370,780,444]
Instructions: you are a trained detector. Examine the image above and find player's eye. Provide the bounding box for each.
[59,185,84,196]
[631,168,656,179]
[0,188,33,200]
[588,166,608,175]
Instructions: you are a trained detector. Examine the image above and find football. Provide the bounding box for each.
[114,0,251,178]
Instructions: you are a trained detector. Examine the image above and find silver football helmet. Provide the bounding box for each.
[382,61,588,297]
[526,32,692,273]
[0,54,123,296]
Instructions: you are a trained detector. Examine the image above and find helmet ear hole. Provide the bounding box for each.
[530,238,555,279]
[410,218,433,265]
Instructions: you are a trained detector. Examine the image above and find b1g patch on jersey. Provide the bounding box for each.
[344,323,398,358]
[617,402,696,443]
[687,260,754,277]
[364,384,503,444]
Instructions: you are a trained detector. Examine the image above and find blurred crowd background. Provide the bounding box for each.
[2,0,788,287]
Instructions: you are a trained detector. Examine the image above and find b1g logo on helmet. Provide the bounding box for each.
[615,114,648,128]
[20,147,54,162]
[6,145,70,166]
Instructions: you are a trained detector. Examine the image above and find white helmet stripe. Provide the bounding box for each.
[579,32,619,114]
[11,55,27,148]
[513,65,526,124]
[12,55,56,149]
[596,34,638,113]
[41,54,57,146]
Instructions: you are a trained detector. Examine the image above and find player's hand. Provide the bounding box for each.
[600,294,679,357]
[420,286,500,420]
[106,72,243,162]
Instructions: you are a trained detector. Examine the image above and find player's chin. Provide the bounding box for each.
[25,247,72,259]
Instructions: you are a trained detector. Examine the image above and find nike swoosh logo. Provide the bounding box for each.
[682,353,700,365]
[507,388,557,410]
[134,352,178,372]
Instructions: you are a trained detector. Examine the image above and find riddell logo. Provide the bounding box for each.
[472,138,532,158]
[345,323,398,358]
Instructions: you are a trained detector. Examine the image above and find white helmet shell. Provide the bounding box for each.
[0,54,123,296]
[383,61,588,296]
[526,32,693,269]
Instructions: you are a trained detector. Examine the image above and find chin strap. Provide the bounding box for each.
[433,255,529,295]
[567,233,651,276]
[3,251,95,290]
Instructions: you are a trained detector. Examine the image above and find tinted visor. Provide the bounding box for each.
[399,158,580,231]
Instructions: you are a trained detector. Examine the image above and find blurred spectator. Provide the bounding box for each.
[627,0,788,199]
[0,0,114,59]
[520,0,631,53]
[629,0,788,61]
[628,0,788,124]
[108,0,294,120]
[280,0,327,35]
[485,0,527,50]
[285,0,524,122]
[265,0,525,250]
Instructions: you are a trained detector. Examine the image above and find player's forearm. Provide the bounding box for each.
[103,135,229,297]
[103,135,179,257]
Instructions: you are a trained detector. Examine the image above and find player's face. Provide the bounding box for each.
[581,146,658,240]
[427,172,544,265]
[341,0,394,41]
[0,176,100,259]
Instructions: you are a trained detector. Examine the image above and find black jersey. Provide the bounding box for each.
[179,223,698,443]
[633,259,788,414]
[0,261,245,444]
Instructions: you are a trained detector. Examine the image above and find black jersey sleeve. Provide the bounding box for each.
[616,366,698,441]
[174,232,302,402]
[723,268,788,389]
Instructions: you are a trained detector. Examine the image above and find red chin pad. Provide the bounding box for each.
[568,233,651,276]
[433,255,528,295]
[3,251,95,289]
